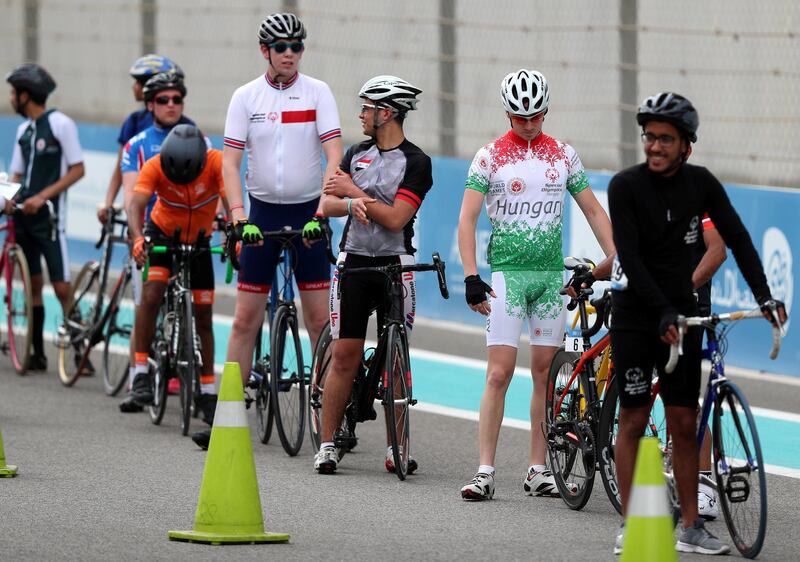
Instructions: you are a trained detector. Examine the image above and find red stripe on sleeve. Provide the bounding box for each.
[396,188,422,208]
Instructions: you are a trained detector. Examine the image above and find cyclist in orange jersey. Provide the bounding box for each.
[126,125,228,424]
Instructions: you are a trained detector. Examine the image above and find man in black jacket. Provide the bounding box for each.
[608,92,786,555]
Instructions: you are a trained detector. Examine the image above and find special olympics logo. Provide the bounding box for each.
[545,167,560,183]
[479,156,488,169]
[763,227,793,330]
[625,367,645,384]
[35,138,46,152]
[268,112,279,122]
[508,177,525,195]
[534,327,542,337]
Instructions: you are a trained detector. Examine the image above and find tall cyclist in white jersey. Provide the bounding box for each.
[457,69,615,500]
[192,12,343,449]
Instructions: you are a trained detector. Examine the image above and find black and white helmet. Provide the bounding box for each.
[500,69,549,117]
[258,13,307,44]
[359,75,422,113]
[637,92,699,143]
[143,71,187,103]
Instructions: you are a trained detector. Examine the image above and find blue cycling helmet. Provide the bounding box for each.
[129,54,183,83]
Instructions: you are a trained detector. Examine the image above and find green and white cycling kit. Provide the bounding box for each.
[465,130,590,347]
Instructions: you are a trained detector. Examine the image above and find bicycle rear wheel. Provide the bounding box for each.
[103,270,132,396]
[57,261,100,386]
[5,246,32,374]
[713,381,767,559]
[384,325,411,481]
[545,350,594,509]
[254,324,274,444]
[270,304,306,456]
[177,294,196,436]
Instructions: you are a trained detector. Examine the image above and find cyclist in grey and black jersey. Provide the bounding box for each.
[316,75,431,475]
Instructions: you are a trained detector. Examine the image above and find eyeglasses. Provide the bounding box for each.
[511,112,545,124]
[270,41,304,54]
[359,103,386,115]
[641,132,677,147]
[154,95,184,106]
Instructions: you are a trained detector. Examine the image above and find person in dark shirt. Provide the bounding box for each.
[607,92,786,555]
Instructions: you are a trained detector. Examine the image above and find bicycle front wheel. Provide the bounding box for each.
[177,295,196,436]
[270,304,306,456]
[545,350,594,509]
[5,246,33,374]
[713,381,767,559]
[384,325,411,481]
[148,303,169,425]
[103,270,132,396]
[254,324,274,444]
[597,374,671,515]
[58,261,100,386]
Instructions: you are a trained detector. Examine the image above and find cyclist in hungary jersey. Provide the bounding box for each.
[199,12,343,450]
[457,69,614,501]
[97,55,194,224]
[126,125,227,425]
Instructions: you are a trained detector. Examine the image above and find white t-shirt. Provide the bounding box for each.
[223,72,341,204]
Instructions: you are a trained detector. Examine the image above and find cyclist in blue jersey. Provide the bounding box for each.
[118,71,208,412]
[97,55,194,223]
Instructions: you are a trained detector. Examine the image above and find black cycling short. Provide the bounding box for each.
[611,327,702,409]
[329,253,416,341]
[144,223,214,300]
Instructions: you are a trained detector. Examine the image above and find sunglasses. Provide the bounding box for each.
[511,112,545,124]
[270,41,304,54]
[154,95,184,105]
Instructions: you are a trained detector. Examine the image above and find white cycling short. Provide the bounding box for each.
[485,270,566,348]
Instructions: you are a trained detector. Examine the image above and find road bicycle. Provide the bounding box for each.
[228,224,335,456]
[545,257,616,509]
[56,207,132,390]
[0,176,33,374]
[143,229,224,435]
[308,252,449,480]
[598,307,782,558]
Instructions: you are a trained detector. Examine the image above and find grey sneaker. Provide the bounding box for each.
[461,472,495,501]
[676,518,731,555]
[613,523,625,555]
[314,446,338,474]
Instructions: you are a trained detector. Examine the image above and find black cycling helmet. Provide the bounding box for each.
[6,63,56,100]
[160,125,207,185]
[142,71,187,103]
[636,92,699,143]
[258,13,307,44]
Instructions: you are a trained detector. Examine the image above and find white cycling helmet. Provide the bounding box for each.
[500,69,549,116]
[258,12,307,44]
[359,75,422,113]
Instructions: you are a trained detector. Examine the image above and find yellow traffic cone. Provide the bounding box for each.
[0,426,18,477]
[620,437,677,561]
[168,362,289,544]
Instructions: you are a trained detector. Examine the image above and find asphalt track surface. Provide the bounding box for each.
[2,292,799,561]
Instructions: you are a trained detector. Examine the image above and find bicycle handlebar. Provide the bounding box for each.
[95,207,128,249]
[225,222,337,272]
[665,308,782,374]
[336,252,449,300]
[141,227,226,281]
